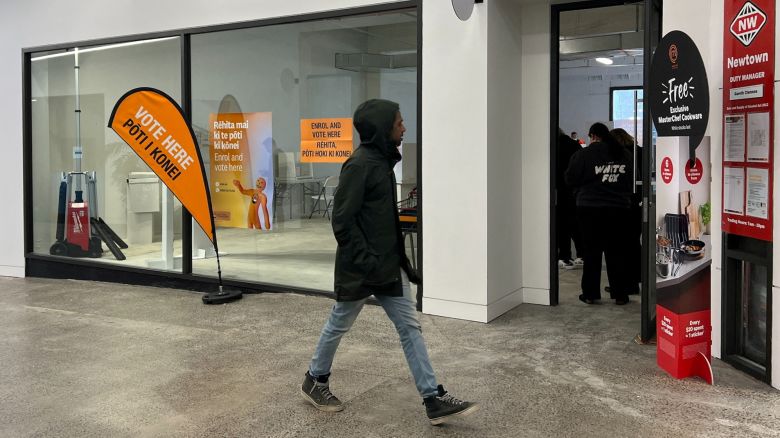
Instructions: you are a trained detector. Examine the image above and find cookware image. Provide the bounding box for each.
[664,213,689,249]
[680,239,705,259]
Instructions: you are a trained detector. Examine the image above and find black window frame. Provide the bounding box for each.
[22,1,423,307]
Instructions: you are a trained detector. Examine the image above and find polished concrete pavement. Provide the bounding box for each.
[1,273,779,437]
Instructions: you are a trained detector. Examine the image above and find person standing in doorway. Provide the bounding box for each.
[565,122,633,305]
[556,128,584,269]
[610,128,641,295]
[571,131,586,146]
[301,99,479,425]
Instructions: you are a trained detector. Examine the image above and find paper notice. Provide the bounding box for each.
[724,114,745,162]
[724,167,745,215]
[747,112,770,162]
[746,167,769,219]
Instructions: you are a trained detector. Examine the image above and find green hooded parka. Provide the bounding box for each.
[332,99,420,301]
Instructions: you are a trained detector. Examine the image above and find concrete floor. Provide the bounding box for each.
[1,273,779,437]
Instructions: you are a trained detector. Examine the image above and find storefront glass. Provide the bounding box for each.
[189,10,418,290]
[30,37,184,271]
[27,8,418,293]
[192,11,417,291]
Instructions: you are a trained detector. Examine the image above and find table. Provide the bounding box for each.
[399,214,417,269]
[275,177,325,219]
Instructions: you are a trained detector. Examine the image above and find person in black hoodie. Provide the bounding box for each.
[611,128,642,295]
[565,122,633,305]
[301,99,478,425]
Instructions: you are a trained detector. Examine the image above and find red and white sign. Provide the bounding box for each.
[722,0,775,241]
[685,158,703,184]
[730,2,767,46]
[656,306,713,383]
[661,157,674,184]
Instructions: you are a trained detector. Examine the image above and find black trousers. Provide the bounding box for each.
[628,204,642,293]
[577,206,631,301]
[556,201,582,261]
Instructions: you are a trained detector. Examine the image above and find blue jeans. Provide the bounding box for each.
[309,271,438,398]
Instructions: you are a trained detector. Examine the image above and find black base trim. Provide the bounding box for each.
[203,288,243,304]
[723,354,769,384]
[25,254,335,298]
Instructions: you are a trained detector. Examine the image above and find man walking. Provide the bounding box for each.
[301,99,478,425]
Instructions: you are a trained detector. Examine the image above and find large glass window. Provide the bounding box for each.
[30,37,183,271]
[190,10,418,291]
[611,87,644,146]
[27,8,419,293]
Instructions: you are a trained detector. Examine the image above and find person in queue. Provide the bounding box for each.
[610,128,642,295]
[565,122,633,305]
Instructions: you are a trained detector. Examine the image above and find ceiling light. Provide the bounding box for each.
[31,37,178,61]
[595,57,614,65]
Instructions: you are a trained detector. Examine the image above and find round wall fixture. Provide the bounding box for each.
[452,0,479,21]
[280,68,296,93]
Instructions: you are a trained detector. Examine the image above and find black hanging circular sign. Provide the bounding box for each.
[650,31,710,153]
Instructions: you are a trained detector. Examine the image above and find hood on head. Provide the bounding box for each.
[353,99,400,156]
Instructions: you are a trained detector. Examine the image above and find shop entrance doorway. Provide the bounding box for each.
[550,0,661,342]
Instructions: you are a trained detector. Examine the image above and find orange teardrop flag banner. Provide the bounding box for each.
[109,87,215,244]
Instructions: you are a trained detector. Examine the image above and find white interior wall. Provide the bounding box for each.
[707,1,726,363]
[774,286,780,389]
[558,64,643,137]
[520,0,552,305]
[486,0,524,319]
[421,1,489,321]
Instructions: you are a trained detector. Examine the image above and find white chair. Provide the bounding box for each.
[308,176,339,219]
[277,152,296,179]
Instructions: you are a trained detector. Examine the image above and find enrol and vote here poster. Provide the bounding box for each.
[209,112,274,230]
[722,0,775,241]
[108,88,215,244]
[300,118,353,163]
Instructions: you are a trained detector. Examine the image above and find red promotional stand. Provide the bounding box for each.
[656,268,714,384]
[649,29,714,383]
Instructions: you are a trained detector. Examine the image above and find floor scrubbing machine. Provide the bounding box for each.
[50,171,127,260]
[48,48,126,260]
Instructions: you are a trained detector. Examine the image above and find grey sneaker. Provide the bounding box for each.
[301,372,344,412]
[558,259,575,270]
[423,385,479,425]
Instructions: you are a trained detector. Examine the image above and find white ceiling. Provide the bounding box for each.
[559,3,644,64]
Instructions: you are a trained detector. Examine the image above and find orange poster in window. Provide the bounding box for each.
[300,118,353,163]
[209,112,274,230]
[108,87,215,244]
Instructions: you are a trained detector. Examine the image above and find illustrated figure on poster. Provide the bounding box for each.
[233,177,271,230]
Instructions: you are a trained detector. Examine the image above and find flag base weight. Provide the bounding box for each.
[202,287,243,304]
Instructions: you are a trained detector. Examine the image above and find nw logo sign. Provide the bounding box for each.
[730,1,767,46]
